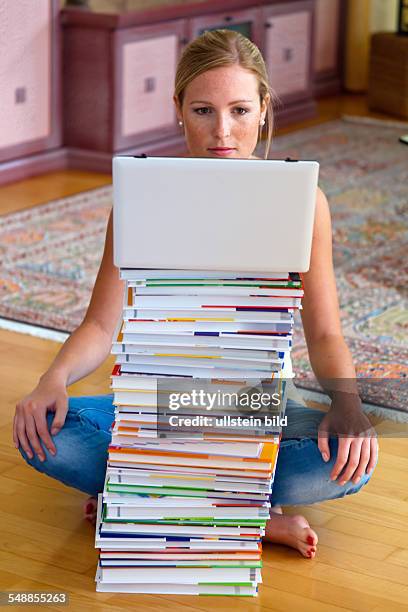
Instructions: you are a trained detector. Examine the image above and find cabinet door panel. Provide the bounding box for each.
[264,11,311,98]
[114,21,185,149]
[314,0,340,74]
[121,34,178,137]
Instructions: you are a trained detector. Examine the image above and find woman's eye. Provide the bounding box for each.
[194,107,211,115]
[234,107,249,115]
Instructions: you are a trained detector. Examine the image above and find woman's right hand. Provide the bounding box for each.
[13,375,68,462]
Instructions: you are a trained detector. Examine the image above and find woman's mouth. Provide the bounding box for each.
[207,147,236,156]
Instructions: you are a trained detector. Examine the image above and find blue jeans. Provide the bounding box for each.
[18,394,375,504]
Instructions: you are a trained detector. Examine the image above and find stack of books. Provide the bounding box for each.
[95,269,303,596]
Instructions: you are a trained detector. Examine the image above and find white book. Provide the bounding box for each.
[110,372,275,391]
[133,286,303,297]
[107,461,273,479]
[113,391,157,406]
[120,269,289,280]
[97,539,261,551]
[113,343,283,361]
[115,353,281,369]
[119,332,292,350]
[96,582,257,595]
[100,551,261,559]
[106,470,272,493]
[107,438,269,459]
[100,521,264,537]
[100,559,261,568]
[122,307,293,323]
[118,363,280,378]
[103,493,270,508]
[97,565,262,584]
[129,278,298,287]
[130,294,301,309]
[107,452,273,472]
[122,320,293,333]
[105,504,269,521]
[106,485,269,503]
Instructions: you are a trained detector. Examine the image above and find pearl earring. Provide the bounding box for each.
[178,120,183,127]
[260,119,265,126]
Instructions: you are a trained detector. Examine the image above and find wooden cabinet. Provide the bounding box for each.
[0,0,63,185]
[64,19,187,169]
[261,1,316,125]
[0,0,347,181]
[312,0,346,96]
[61,0,321,171]
[188,7,261,48]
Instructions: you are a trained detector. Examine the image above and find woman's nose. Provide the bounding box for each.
[213,114,232,139]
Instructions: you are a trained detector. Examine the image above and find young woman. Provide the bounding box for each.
[13,30,377,559]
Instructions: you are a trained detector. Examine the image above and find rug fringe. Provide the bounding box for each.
[299,388,408,424]
[342,114,408,129]
[0,317,68,343]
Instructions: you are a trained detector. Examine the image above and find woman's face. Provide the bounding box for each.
[174,65,268,159]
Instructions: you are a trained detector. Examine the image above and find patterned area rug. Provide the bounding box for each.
[0,117,407,411]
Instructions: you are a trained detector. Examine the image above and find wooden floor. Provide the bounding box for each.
[1,94,407,611]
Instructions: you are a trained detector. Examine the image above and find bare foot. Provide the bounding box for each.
[83,496,97,526]
[264,509,318,558]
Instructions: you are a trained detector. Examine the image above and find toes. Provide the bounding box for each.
[302,528,318,547]
[85,513,97,526]
[306,532,318,546]
[83,496,97,514]
[302,546,316,559]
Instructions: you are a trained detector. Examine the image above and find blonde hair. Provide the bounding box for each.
[174,29,277,159]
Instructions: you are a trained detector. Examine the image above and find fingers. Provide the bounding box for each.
[32,410,57,456]
[336,438,362,485]
[350,437,371,484]
[14,399,58,461]
[317,429,330,462]
[24,412,46,462]
[50,395,68,436]
[366,436,378,474]
[330,437,351,482]
[12,412,19,449]
[15,409,34,460]
[332,436,376,486]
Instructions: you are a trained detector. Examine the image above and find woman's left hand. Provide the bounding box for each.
[317,391,378,485]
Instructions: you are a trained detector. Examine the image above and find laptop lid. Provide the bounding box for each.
[113,156,319,273]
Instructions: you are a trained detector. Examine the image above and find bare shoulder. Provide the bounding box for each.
[313,186,332,241]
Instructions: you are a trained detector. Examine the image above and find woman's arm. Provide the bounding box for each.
[13,210,124,459]
[300,188,377,483]
[41,210,124,387]
[300,188,356,383]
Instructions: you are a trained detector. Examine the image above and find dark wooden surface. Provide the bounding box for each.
[368,32,408,118]
[312,0,347,98]
[61,0,303,28]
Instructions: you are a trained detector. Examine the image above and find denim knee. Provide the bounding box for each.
[17,409,110,496]
[271,436,378,507]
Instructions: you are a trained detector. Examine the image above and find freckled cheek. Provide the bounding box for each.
[185,121,210,148]
[233,117,258,135]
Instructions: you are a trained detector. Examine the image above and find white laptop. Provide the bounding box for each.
[113,155,319,273]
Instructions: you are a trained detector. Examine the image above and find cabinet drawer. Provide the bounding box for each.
[114,21,185,149]
[188,8,260,47]
[264,10,311,98]
[121,35,178,137]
